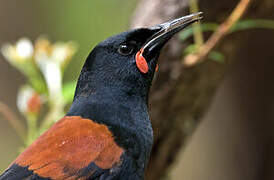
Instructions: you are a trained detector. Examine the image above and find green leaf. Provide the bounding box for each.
[183,44,198,55]
[208,51,225,63]
[231,19,274,32]
[62,81,77,104]
[15,60,47,94]
[180,23,219,42]
[179,19,274,42]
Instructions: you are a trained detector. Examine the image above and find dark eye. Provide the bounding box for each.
[118,44,134,56]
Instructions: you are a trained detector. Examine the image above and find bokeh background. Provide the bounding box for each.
[0,0,136,170]
[1,0,274,180]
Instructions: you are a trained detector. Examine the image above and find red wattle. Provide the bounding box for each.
[135,51,148,74]
[156,64,159,72]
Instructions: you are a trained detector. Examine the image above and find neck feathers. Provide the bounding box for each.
[67,85,153,174]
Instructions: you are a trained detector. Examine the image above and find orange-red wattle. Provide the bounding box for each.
[135,51,148,74]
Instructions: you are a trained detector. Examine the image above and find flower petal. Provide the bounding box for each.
[16,38,33,59]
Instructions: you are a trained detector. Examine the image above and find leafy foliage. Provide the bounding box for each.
[180,19,274,63]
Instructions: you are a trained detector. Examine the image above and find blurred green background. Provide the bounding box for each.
[0,0,136,171]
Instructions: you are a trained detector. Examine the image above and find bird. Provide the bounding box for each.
[0,12,202,180]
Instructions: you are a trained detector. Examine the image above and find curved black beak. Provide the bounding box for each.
[142,12,203,58]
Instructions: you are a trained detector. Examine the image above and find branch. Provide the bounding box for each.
[183,0,251,66]
[189,0,204,47]
[0,101,26,140]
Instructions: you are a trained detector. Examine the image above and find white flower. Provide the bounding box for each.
[35,52,62,101]
[52,42,77,67]
[17,86,43,115]
[16,38,33,59]
[1,38,33,63]
[1,44,16,63]
[34,37,77,68]
[2,37,77,102]
[33,37,77,102]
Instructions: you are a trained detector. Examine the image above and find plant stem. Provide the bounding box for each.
[26,114,37,146]
[184,0,251,66]
[39,100,64,133]
[0,101,26,141]
[189,0,204,48]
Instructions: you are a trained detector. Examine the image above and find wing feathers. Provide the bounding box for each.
[1,116,124,180]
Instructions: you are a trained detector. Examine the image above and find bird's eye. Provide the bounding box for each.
[118,44,134,56]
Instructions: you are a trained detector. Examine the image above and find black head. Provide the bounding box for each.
[75,28,159,99]
[74,12,203,101]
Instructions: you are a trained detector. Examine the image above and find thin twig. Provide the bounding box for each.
[25,114,38,146]
[189,0,204,47]
[184,0,251,66]
[0,101,26,140]
[40,101,64,133]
